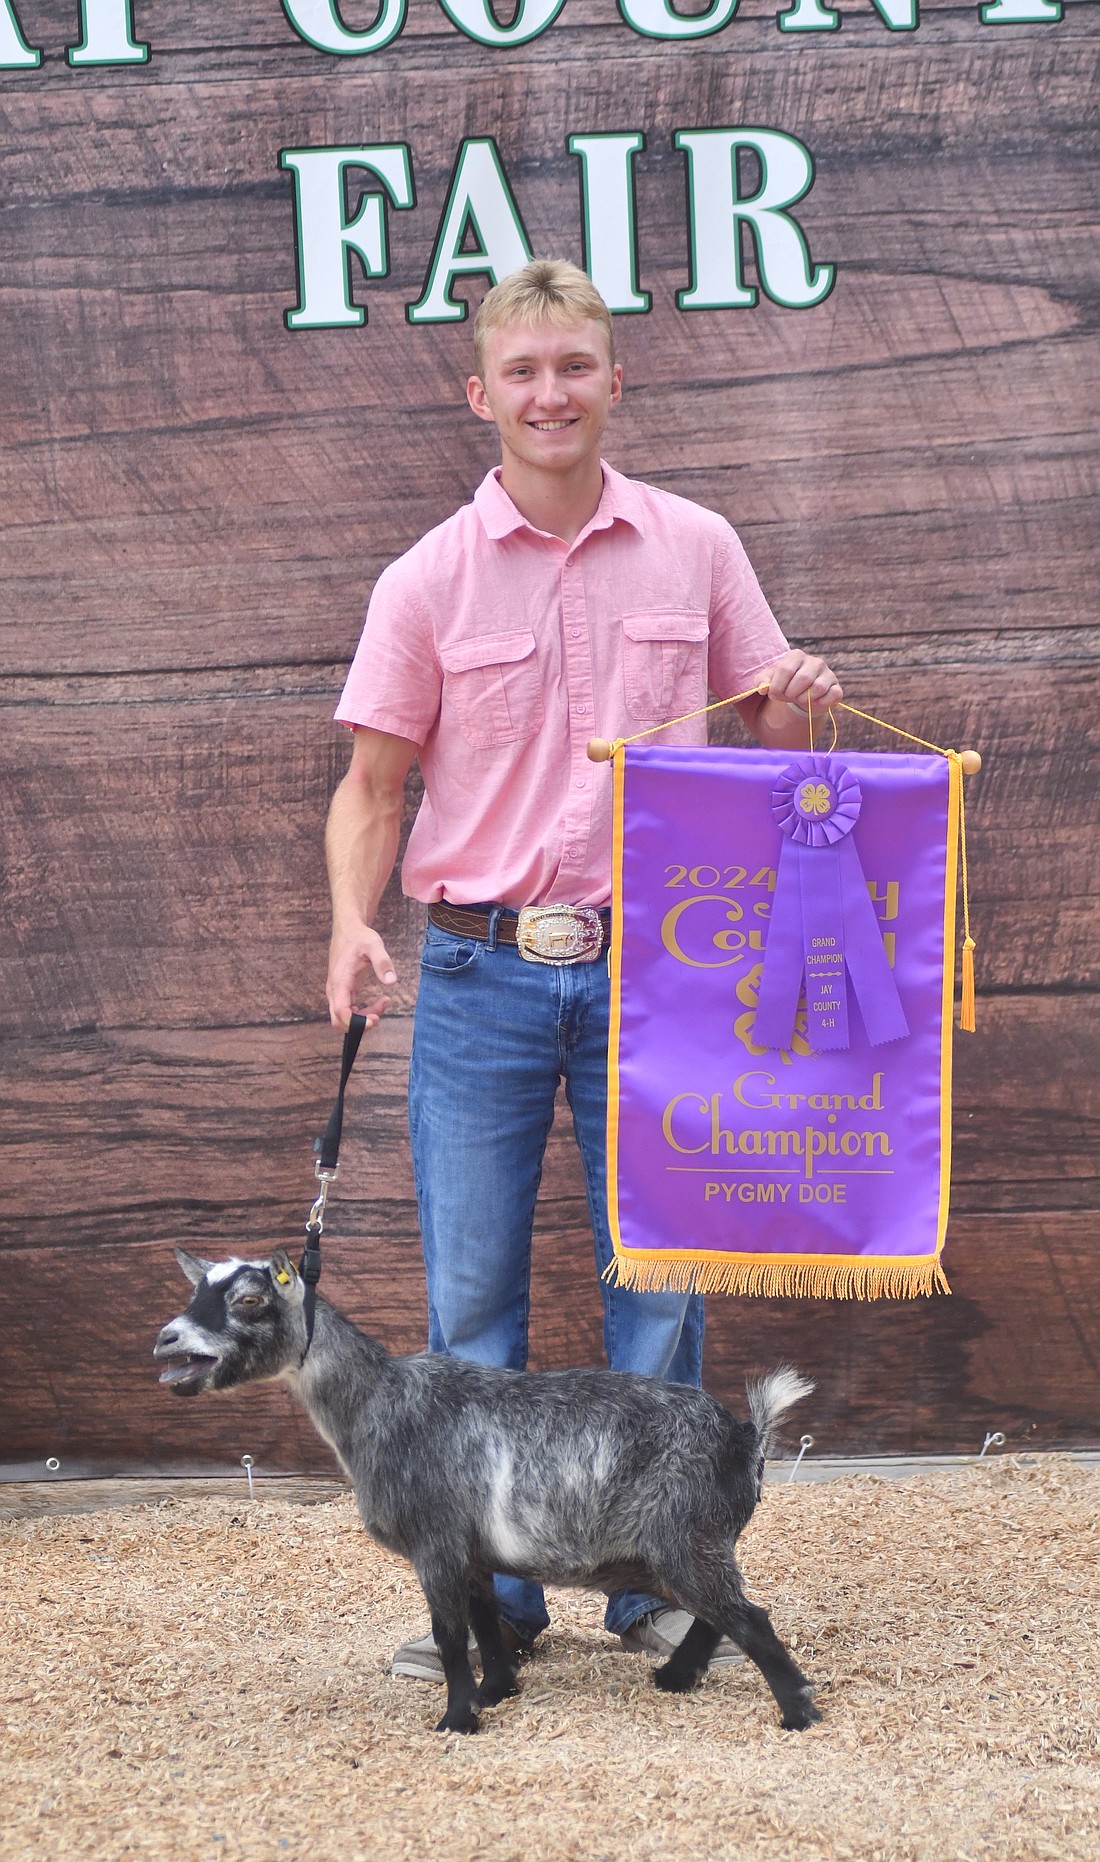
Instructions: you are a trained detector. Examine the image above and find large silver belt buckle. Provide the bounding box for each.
[516,905,604,965]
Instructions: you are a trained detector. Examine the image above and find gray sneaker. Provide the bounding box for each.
[391,1627,471,1681]
[391,1622,532,1681]
[618,1607,743,1666]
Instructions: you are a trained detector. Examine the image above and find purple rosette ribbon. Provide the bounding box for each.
[752,754,909,1052]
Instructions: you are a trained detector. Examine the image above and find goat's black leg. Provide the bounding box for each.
[677,1567,820,1731]
[468,1577,519,1709]
[735,1599,819,1730]
[417,1557,482,1733]
[427,1608,481,1733]
[653,1617,722,1694]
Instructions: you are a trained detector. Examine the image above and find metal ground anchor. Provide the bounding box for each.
[787,1435,814,1481]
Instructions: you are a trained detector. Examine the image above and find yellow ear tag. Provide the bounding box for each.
[275,1268,292,1285]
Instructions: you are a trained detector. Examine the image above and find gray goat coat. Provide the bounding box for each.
[154,1250,820,1736]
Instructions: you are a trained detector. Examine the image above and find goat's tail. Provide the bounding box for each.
[746,1366,814,1460]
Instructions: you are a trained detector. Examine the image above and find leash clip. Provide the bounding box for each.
[308,1156,339,1236]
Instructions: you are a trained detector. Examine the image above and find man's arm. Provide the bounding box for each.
[737,647,843,750]
[325,725,419,1029]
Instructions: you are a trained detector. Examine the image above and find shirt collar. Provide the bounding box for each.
[473,463,647,543]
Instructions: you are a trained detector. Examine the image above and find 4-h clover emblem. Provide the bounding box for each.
[798,780,834,817]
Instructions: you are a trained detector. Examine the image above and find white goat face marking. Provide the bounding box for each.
[205,1257,269,1285]
[167,1315,222,1356]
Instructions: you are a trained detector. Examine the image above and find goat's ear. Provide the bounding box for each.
[175,1246,213,1286]
[268,1249,301,1298]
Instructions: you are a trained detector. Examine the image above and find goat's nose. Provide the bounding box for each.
[154,1323,180,1356]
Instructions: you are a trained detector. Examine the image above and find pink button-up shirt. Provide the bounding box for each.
[335,464,788,909]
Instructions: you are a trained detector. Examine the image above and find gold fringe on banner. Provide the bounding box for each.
[603,1255,952,1301]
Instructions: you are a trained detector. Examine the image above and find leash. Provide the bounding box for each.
[298,1011,367,1363]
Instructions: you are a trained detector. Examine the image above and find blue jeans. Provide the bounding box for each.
[408,914,705,1642]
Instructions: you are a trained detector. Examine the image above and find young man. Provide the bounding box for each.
[326,259,841,1679]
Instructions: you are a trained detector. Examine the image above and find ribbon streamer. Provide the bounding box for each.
[752,755,908,1052]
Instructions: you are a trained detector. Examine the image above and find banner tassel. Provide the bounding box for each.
[960,935,977,1034]
[956,752,977,1032]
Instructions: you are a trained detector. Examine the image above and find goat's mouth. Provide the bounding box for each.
[157,1353,218,1392]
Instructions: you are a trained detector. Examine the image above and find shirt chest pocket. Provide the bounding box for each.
[622,611,710,720]
[438,629,546,748]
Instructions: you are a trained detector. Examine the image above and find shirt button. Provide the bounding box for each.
[569,627,582,639]
[574,703,588,715]
[575,778,587,789]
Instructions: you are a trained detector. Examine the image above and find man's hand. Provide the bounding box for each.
[765,648,843,717]
[326,923,395,1031]
[737,648,843,748]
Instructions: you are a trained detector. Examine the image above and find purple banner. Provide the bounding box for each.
[608,745,958,1298]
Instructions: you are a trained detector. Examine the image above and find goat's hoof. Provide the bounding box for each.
[653,1662,700,1695]
[436,1707,480,1734]
[780,1690,822,1731]
[478,1673,520,1708]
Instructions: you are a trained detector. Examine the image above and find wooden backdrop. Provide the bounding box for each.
[2,0,1097,1475]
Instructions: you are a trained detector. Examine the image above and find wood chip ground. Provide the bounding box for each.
[2,1459,1097,1861]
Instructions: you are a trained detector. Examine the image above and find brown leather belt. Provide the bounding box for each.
[428,901,611,963]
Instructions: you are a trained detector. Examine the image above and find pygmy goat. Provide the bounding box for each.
[154,1248,821,1736]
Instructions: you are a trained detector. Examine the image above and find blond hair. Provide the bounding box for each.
[473,259,614,376]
